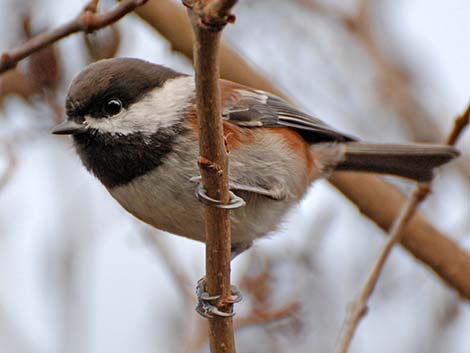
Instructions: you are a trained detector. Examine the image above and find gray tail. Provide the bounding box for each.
[335,142,459,181]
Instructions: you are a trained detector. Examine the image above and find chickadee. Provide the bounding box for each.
[53,57,459,257]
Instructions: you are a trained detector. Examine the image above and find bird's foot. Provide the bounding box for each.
[193,180,246,210]
[195,277,242,318]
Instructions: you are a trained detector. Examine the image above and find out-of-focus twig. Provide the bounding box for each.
[298,0,443,143]
[42,92,65,124]
[236,262,300,332]
[134,0,470,299]
[135,0,288,99]
[1,15,62,115]
[143,229,194,301]
[335,102,470,353]
[300,0,470,177]
[234,302,300,331]
[328,171,470,299]
[0,143,17,191]
[185,1,238,352]
[83,25,121,61]
[23,16,65,123]
[24,22,61,92]
[0,68,36,105]
[0,0,148,74]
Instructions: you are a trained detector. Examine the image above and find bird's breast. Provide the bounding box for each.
[107,137,208,242]
[73,124,188,188]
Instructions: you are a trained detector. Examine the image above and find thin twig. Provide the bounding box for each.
[185,1,238,353]
[447,103,470,146]
[135,0,470,299]
[234,302,300,330]
[335,102,470,353]
[0,0,148,74]
[334,183,429,353]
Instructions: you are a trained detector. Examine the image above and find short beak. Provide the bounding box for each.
[51,119,86,135]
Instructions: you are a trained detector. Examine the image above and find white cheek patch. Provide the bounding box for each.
[84,76,195,136]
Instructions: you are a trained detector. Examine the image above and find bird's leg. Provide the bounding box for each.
[194,245,250,318]
[192,178,246,318]
[195,183,246,209]
[190,176,246,209]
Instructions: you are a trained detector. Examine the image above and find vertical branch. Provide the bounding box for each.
[184,1,238,352]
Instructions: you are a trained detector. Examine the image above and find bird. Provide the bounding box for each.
[52,58,459,316]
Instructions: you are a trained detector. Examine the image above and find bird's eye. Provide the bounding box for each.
[104,98,122,116]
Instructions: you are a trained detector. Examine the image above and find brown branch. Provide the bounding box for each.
[329,172,470,299]
[185,1,238,353]
[0,0,148,74]
[447,102,470,145]
[335,104,470,353]
[134,0,470,299]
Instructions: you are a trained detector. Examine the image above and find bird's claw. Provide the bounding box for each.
[189,176,201,183]
[226,285,243,304]
[195,183,246,210]
[195,277,242,318]
[196,300,235,318]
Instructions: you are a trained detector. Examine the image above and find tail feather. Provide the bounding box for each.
[334,142,459,181]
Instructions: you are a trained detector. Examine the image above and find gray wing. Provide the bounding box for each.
[219,83,355,200]
[221,85,356,143]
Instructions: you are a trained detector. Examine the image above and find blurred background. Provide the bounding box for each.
[0,0,469,352]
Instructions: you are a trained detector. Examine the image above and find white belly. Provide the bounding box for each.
[108,132,311,249]
[109,167,298,247]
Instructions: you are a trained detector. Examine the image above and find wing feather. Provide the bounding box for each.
[220,81,355,143]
